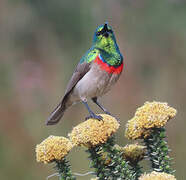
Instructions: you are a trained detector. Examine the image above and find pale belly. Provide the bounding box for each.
[70,64,120,102]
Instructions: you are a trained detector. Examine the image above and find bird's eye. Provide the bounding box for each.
[96,31,101,36]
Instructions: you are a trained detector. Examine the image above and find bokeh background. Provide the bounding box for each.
[0,0,186,179]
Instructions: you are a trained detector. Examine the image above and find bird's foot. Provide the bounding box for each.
[85,113,103,121]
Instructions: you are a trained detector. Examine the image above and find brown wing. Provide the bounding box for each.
[64,62,91,97]
[46,62,91,125]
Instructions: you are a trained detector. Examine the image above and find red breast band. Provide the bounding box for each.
[94,55,123,74]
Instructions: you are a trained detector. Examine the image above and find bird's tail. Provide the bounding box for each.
[46,102,66,125]
[46,94,73,125]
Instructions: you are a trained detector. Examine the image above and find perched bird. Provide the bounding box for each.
[46,23,123,125]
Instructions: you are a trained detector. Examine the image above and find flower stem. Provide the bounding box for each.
[102,136,135,180]
[87,145,110,179]
[55,159,76,180]
[144,127,174,174]
[130,164,143,180]
[87,136,136,179]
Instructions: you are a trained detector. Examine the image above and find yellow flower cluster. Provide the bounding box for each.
[121,144,146,165]
[139,171,176,180]
[69,114,120,147]
[125,101,177,140]
[36,135,73,163]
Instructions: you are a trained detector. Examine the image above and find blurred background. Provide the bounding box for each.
[0,0,186,179]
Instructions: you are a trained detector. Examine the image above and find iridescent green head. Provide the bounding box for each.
[93,23,118,50]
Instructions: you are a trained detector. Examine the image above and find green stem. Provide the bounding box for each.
[55,159,76,180]
[102,136,135,180]
[87,136,137,179]
[144,127,174,174]
[130,164,143,180]
[86,145,110,179]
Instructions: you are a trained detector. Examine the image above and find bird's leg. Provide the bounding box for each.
[92,97,112,115]
[82,100,103,121]
[92,97,120,122]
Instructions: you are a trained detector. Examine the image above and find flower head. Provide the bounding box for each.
[125,117,151,140]
[135,101,176,129]
[125,101,177,140]
[69,114,119,147]
[36,135,73,163]
[139,171,176,180]
[121,144,146,165]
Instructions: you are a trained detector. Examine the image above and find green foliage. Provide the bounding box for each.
[87,146,110,179]
[130,164,143,180]
[144,128,174,174]
[55,159,76,180]
[102,137,135,179]
[87,136,135,180]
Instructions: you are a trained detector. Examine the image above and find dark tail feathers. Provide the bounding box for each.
[46,103,66,125]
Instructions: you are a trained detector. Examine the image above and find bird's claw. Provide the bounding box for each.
[85,114,103,121]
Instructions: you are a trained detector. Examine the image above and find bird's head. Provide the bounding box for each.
[93,23,117,50]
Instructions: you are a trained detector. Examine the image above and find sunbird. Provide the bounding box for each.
[46,23,123,125]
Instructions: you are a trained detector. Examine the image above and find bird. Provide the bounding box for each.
[46,23,123,125]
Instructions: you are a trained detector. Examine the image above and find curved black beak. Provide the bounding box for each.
[103,23,109,32]
[102,24,109,37]
[96,23,112,37]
